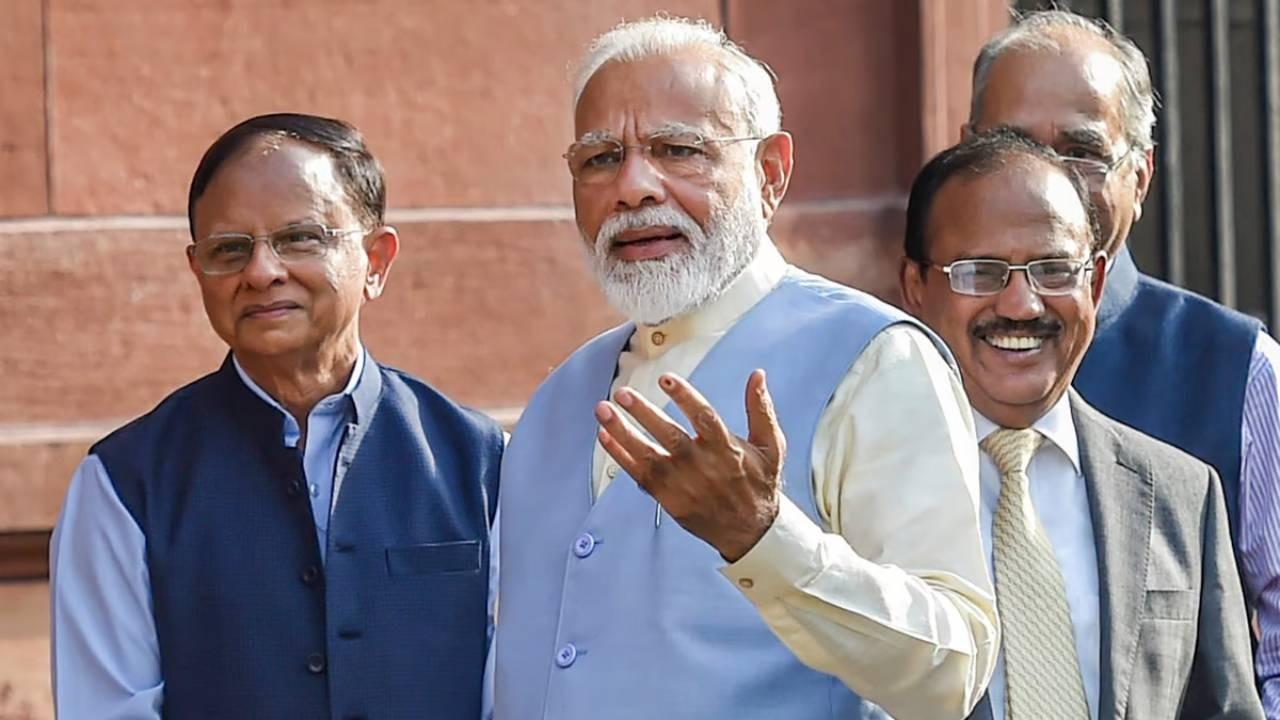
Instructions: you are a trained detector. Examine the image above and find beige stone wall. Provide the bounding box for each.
[0,1,1008,715]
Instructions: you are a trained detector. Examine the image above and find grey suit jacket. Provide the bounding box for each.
[964,391,1261,720]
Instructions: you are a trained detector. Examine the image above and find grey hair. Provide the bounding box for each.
[970,9,1158,151]
[572,15,782,136]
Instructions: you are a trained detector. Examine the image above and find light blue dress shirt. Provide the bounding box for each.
[50,350,366,719]
[975,396,1102,720]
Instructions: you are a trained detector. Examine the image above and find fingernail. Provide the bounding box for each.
[660,375,674,389]
[595,402,613,421]
[616,389,633,407]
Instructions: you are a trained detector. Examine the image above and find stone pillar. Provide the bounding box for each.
[726,0,1010,305]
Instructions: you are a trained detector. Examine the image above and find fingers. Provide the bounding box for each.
[612,387,690,454]
[658,374,734,448]
[744,370,786,470]
[595,401,665,479]
[597,426,643,481]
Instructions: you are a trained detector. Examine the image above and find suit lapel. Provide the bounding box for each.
[1071,391,1153,720]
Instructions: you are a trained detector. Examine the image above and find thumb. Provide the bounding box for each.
[745,369,785,471]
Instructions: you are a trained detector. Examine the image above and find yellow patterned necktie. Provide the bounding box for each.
[982,428,1090,720]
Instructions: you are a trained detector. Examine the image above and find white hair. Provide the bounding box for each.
[971,9,1157,151]
[572,16,782,137]
[584,185,765,325]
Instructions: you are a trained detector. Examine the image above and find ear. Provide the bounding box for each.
[900,256,928,316]
[1089,251,1107,305]
[757,131,794,224]
[363,226,400,301]
[1131,147,1154,222]
[186,244,203,280]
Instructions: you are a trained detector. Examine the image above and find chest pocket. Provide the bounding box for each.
[1143,588,1197,621]
[386,540,482,576]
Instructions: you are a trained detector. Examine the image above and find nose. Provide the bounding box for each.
[992,268,1044,320]
[613,147,667,210]
[240,239,288,289]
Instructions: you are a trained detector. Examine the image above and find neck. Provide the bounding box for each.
[235,335,361,425]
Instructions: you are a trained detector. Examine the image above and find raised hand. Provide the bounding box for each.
[594,369,786,562]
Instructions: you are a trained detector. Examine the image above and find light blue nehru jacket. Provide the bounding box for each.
[494,270,951,720]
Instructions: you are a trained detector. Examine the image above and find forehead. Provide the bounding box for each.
[928,160,1092,262]
[573,51,742,138]
[193,137,352,235]
[975,37,1129,147]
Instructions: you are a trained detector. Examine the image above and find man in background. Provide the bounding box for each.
[967,10,1280,711]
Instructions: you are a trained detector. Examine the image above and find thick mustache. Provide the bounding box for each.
[597,208,699,249]
[971,318,1062,338]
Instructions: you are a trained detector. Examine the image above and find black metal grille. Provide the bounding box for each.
[1014,0,1276,328]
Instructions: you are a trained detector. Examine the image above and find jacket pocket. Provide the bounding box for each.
[1143,588,1197,621]
[385,540,482,576]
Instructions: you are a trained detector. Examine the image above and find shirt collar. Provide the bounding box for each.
[1097,244,1139,328]
[233,346,370,445]
[974,392,1081,474]
[630,239,788,360]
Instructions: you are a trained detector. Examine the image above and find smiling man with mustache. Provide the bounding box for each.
[903,129,1260,719]
[50,114,503,719]
[493,16,999,720]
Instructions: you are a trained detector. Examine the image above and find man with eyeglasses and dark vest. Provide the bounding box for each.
[49,113,502,719]
[903,128,1261,719]
[965,10,1280,713]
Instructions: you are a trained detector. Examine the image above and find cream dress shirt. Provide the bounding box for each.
[590,240,999,720]
[975,398,1101,720]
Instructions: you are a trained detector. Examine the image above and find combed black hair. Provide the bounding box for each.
[903,127,1100,265]
[186,113,385,235]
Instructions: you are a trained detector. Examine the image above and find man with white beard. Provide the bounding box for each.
[492,17,999,720]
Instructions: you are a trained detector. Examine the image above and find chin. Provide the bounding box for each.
[971,378,1056,415]
[232,333,310,359]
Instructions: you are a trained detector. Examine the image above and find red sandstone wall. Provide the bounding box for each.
[0,2,1010,716]
[0,0,1008,532]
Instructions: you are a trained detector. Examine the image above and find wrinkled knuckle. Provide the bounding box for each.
[696,408,719,430]
[665,427,688,449]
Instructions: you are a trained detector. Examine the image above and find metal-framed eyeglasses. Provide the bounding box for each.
[189,223,365,276]
[929,256,1100,297]
[1058,147,1137,189]
[564,131,763,185]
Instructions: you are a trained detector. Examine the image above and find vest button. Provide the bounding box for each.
[555,643,578,668]
[306,652,326,674]
[572,533,596,558]
[301,565,322,586]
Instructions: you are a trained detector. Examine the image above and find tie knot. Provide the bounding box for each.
[981,427,1044,478]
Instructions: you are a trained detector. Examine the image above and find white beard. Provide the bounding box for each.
[585,191,765,326]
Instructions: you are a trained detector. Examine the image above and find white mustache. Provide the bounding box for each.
[595,206,703,253]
